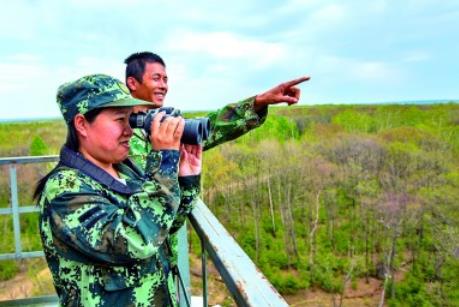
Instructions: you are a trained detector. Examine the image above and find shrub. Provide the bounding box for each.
[29,136,49,156]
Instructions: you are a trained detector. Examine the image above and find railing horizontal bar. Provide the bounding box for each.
[0,155,286,306]
[189,199,288,307]
[0,206,40,215]
[0,208,11,215]
[19,206,40,213]
[0,155,58,165]
[0,251,44,261]
[0,295,58,306]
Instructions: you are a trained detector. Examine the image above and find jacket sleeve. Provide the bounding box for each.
[168,175,201,234]
[128,128,150,171]
[203,96,268,151]
[143,147,201,234]
[42,150,182,265]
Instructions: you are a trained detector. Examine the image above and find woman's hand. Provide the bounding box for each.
[150,112,185,151]
[179,144,202,177]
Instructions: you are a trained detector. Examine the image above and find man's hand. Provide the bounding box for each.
[179,144,202,177]
[150,112,185,151]
[254,76,310,110]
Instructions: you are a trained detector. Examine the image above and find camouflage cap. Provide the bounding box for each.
[57,74,150,123]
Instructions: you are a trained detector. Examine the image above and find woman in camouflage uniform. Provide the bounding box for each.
[35,74,201,306]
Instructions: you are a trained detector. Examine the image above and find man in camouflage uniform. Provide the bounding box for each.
[124,52,275,170]
[123,52,309,273]
[37,74,201,306]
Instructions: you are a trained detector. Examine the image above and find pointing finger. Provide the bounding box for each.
[282,76,310,88]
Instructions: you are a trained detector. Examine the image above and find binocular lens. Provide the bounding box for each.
[129,112,211,145]
[182,118,210,145]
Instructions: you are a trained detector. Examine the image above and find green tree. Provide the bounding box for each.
[29,136,49,156]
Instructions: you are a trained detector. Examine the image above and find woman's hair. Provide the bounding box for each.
[33,108,104,200]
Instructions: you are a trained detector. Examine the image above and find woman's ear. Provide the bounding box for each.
[126,76,138,92]
[73,114,88,138]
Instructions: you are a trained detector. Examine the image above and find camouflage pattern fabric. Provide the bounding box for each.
[129,96,268,170]
[39,147,200,306]
[57,74,150,123]
[128,96,268,268]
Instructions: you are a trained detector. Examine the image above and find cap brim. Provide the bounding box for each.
[102,96,153,108]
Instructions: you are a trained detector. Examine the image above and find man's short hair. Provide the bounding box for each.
[124,52,166,84]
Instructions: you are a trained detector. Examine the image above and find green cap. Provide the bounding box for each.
[56,74,150,123]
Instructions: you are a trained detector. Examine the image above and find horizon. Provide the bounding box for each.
[1,99,457,122]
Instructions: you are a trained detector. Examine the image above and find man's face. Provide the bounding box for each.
[131,62,168,109]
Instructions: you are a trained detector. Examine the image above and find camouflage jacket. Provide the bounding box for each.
[129,96,268,170]
[39,146,199,306]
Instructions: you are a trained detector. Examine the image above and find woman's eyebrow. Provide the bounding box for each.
[112,108,130,115]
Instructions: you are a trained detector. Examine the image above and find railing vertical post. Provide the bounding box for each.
[201,241,208,307]
[177,223,191,306]
[9,164,22,258]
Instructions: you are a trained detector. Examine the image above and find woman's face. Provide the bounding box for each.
[80,107,133,165]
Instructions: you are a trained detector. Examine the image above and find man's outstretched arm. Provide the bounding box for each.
[203,76,310,151]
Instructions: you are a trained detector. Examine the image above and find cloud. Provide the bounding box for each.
[316,55,404,83]
[166,72,255,112]
[0,56,59,119]
[402,51,431,63]
[164,30,288,69]
[309,3,348,25]
[0,2,39,39]
[280,0,325,14]
[0,56,46,93]
[353,61,399,80]
[68,0,154,8]
[0,54,126,119]
[0,0,457,119]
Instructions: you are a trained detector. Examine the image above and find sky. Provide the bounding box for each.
[0,0,458,120]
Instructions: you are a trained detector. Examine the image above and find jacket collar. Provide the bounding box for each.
[59,146,138,195]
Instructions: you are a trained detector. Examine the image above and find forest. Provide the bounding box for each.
[0,103,458,306]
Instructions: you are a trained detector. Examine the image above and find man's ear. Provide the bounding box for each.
[74,114,89,138]
[126,76,139,92]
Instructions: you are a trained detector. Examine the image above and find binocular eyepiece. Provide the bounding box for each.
[129,107,211,145]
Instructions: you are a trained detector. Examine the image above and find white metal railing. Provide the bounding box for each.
[0,155,288,306]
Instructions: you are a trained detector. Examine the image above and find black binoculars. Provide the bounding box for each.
[129,107,210,145]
